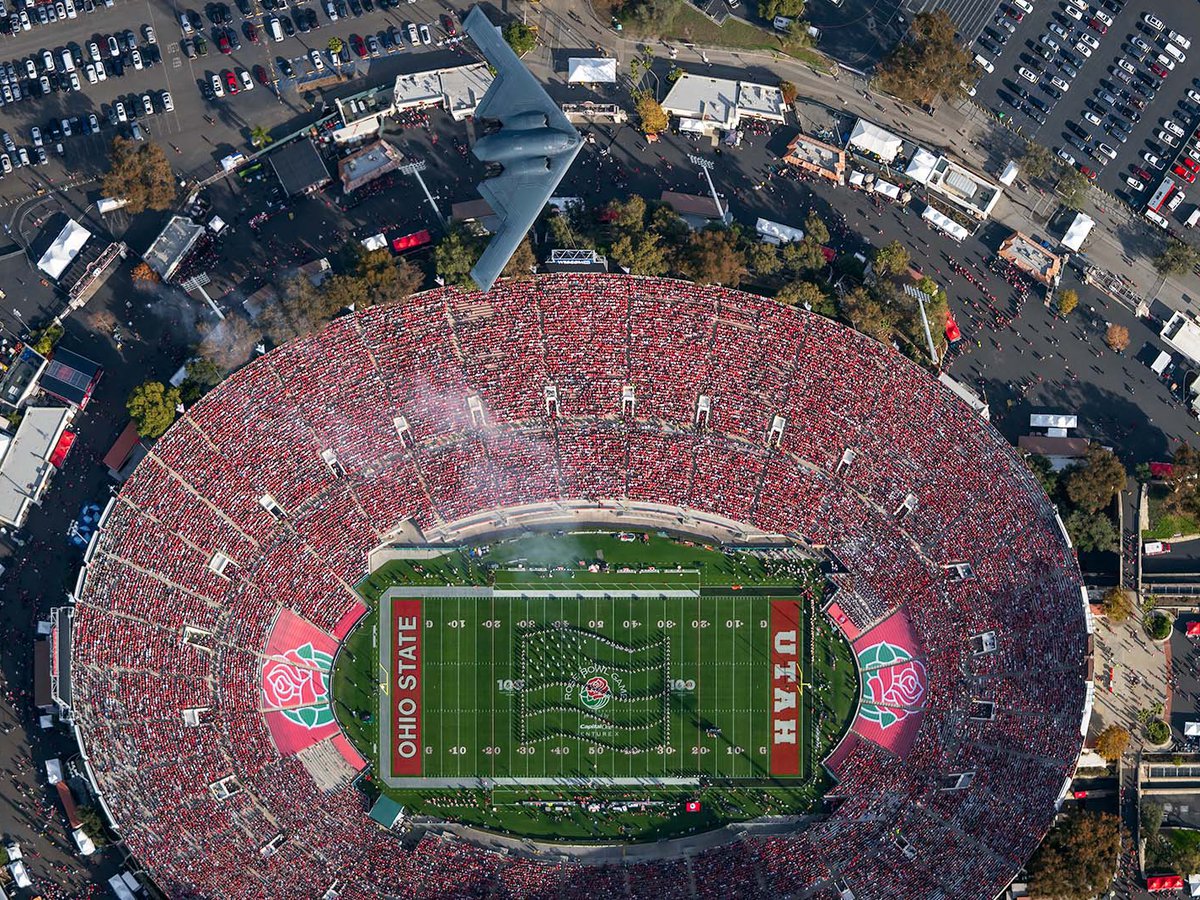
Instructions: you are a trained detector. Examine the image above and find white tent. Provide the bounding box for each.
[1189,873,1200,897]
[568,57,617,84]
[848,119,903,162]
[1186,721,1200,737]
[921,205,970,242]
[756,217,805,244]
[873,180,902,200]
[36,219,90,280]
[1061,212,1095,251]
[999,160,1020,186]
[361,233,388,251]
[905,147,940,185]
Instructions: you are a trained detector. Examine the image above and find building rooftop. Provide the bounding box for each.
[270,139,332,195]
[998,232,1062,285]
[662,74,739,129]
[338,141,403,193]
[0,406,71,527]
[783,134,845,182]
[144,216,205,281]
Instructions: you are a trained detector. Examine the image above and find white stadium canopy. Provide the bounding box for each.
[568,58,617,83]
[37,219,90,281]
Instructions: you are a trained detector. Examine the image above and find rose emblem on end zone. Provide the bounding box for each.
[579,675,612,711]
[262,652,326,708]
[867,659,927,708]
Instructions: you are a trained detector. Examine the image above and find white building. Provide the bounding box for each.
[661,73,785,135]
[0,406,73,528]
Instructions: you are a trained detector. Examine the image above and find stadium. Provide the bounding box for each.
[65,274,1091,899]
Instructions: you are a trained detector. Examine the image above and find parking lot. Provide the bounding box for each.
[0,0,460,201]
[972,0,1200,230]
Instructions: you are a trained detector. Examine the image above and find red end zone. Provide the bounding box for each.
[391,599,422,776]
[770,599,801,776]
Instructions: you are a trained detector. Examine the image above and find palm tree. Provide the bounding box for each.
[250,125,273,149]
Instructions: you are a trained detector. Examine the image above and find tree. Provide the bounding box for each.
[1022,142,1056,180]
[261,275,335,342]
[250,125,273,149]
[131,261,160,283]
[100,138,177,215]
[760,0,805,20]
[1026,811,1120,900]
[1102,587,1134,624]
[803,210,830,246]
[1094,724,1130,762]
[746,242,782,277]
[127,381,181,439]
[874,11,973,107]
[1064,509,1118,552]
[610,231,670,276]
[781,237,828,274]
[633,90,669,135]
[1154,240,1200,276]
[1025,453,1060,499]
[1057,288,1079,316]
[1105,323,1130,352]
[840,286,898,343]
[777,280,834,315]
[327,36,343,54]
[1065,445,1126,514]
[1058,169,1090,210]
[435,228,483,288]
[608,195,648,231]
[682,229,746,286]
[1142,800,1165,841]
[354,247,423,304]
[620,0,683,35]
[779,80,798,104]
[872,240,911,279]
[1164,443,1200,519]
[1147,719,1171,743]
[179,358,224,406]
[502,238,537,280]
[1146,611,1173,641]
[503,21,537,56]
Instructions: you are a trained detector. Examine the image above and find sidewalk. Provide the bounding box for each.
[538,0,1200,315]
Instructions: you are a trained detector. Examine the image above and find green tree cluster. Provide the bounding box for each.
[1154,240,1200,276]
[127,380,181,438]
[101,138,177,214]
[503,22,537,56]
[1065,445,1127,513]
[875,11,974,108]
[1026,811,1120,900]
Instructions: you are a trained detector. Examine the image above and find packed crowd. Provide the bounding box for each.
[68,275,1088,899]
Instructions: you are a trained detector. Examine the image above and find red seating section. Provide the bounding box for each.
[69,275,1088,899]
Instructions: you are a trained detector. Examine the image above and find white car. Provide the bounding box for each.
[1063,4,1081,21]
[1096,142,1117,160]
[239,69,253,91]
[143,24,155,43]
[141,93,153,116]
[1117,58,1135,75]
[1165,119,1185,137]
[1066,0,1087,10]
[1050,75,1070,92]
[115,100,127,121]
[1168,190,1186,212]
[131,48,143,69]
[22,58,34,79]
[88,40,101,62]
[1049,22,1068,38]
[1093,9,1113,27]
[1078,33,1099,50]
[84,63,96,83]
[1018,66,1039,83]
[1057,148,1076,165]
[161,89,173,111]
[1084,110,1102,125]
[1189,89,1200,104]
[0,154,11,174]
[68,71,80,91]
[1156,53,1176,71]
[309,48,324,70]
[1143,13,1165,32]
[1164,43,1185,63]
[210,73,224,96]
[418,23,431,44]
[1132,35,1152,55]
[1041,34,1060,52]
[1157,130,1180,147]
[407,22,419,44]
[1126,176,1145,191]
[107,35,120,57]
[1074,41,1093,58]
[1144,150,1165,169]
[1169,30,1192,50]
[1012,0,1033,12]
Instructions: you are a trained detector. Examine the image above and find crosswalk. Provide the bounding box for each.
[904,0,998,45]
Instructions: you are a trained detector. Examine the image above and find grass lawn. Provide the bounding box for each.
[1144,483,1200,540]
[637,5,830,68]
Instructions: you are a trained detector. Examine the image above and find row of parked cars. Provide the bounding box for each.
[0,28,161,110]
[0,0,115,35]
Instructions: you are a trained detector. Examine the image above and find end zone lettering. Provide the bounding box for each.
[391,599,422,775]
[770,600,801,776]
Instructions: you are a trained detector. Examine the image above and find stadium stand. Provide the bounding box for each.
[68,274,1089,899]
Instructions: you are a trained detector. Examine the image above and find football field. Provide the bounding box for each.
[378,586,812,786]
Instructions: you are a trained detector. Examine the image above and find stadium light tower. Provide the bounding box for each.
[181,272,224,321]
[903,282,939,365]
[399,161,446,228]
[687,154,727,223]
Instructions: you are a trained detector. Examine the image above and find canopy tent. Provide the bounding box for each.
[905,147,940,185]
[1185,721,1200,735]
[568,57,617,83]
[848,119,903,162]
[37,219,90,280]
[756,217,805,244]
[1189,873,1200,897]
[873,180,902,200]
[1062,212,1095,251]
[921,205,971,242]
[1188,622,1200,637]
[999,160,1019,186]
[1148,875,1185,892]
[848,170,867,187]
[945,313,962,343]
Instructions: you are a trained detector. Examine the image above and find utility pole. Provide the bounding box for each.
[399,161,446,228]
[687,154,726,223]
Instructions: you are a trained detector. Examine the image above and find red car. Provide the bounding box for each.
[223,69,239,94]
[217,31,231,53]
[1131,165,1152,181]
[1150,61,1169,78]
[1184,157,1200,172]
[351,34,367,57]
[253,63,270,85]
[1173,164,1196,183]
[441,13,457,35]
[1088,18,1107,34]
[1004,6,1024,21]
[1079,164,1097,181]
[244,21,259,42]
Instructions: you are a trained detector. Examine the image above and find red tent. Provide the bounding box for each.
[945,313,962,343]
[1187,622,1200,637]
[1147,875,1184,892]
[48,430,75,469]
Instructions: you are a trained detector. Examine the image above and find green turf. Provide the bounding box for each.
[333,531,857,842]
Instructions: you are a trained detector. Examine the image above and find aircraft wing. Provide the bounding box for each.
[463,7,575,136]
[470,149,576,292]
